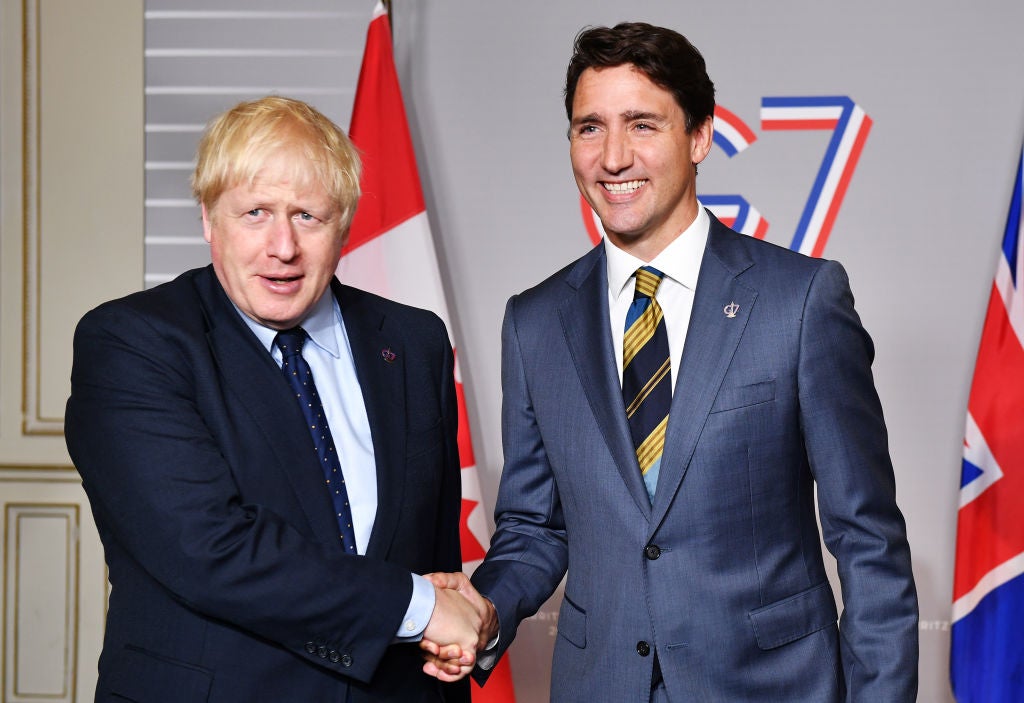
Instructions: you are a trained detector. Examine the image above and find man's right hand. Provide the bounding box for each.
[419,572,499,682]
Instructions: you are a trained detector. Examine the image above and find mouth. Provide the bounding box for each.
[601,179,647,195]
[261,274,304,290]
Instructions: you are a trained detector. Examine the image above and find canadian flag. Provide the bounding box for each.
[339,3,517,700]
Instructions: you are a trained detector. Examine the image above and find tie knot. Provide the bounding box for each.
[633,266,665,300]
[275,328,307,358]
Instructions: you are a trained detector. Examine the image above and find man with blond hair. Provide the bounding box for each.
[66,96,475,702]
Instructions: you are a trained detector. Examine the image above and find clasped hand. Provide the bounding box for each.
[419,572,498,682]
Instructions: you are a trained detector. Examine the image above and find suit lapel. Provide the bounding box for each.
[559,246,652,518]
[333,280,407,560]
[196,268,342,546]
[651,217,758,526]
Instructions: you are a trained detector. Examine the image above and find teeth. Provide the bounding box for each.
[603,180,645,194]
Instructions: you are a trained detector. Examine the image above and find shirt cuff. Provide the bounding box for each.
[476,598,500,669]
[476,634,500,670]
[394,573,435,641]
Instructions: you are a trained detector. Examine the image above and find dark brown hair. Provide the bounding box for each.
[564,22,715,133]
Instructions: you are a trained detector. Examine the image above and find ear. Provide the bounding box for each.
[335,218,350,258]
[201,203,213,244]
[690,115,714,166]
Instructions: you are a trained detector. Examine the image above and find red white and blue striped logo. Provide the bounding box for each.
[760,96,872,257]
[580,96,873,260]
[951,145,1024,702]
[705,106,768,239]
[712,104,757,157]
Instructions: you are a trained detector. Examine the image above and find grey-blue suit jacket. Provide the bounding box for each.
[472,215,918,702]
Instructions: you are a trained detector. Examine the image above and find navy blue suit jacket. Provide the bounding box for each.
[66,266,468,702]
[472,215,918,701]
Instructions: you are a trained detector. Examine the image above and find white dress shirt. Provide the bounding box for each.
[605,204,710,390]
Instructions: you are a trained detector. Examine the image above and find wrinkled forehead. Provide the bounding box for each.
[229,140,331,197]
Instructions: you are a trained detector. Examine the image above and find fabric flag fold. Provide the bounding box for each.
[951,142,1024,702]
[340,3,517,701]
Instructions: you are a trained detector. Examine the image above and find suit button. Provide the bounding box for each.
[305,641,317,655]
[637,640,651,657]
[317,645,328,658]
[644,544,661,560]
[328,650,341,663]
[340,653,353,667]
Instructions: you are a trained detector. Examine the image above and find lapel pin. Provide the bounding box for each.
[381,347,397,363]
[723,301,739,318]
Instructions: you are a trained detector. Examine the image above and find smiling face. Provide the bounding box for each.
[203,148,345,330]
[569,64,713,261]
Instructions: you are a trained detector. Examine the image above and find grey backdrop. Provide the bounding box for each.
[143,2,1024,700]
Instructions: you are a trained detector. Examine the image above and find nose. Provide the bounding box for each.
[600,127,632,174]
[266,217,298,261]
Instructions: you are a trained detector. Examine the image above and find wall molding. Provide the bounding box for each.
[20,0,62,436]
[3,502,80,701]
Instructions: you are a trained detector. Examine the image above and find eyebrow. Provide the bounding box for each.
[571,109,665,127]
[621,110,664,122]
[571,112,604,127]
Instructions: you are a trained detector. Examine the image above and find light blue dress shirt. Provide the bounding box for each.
[236,289,434,641]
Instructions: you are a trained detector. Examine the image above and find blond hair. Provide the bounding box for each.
[191,96,361,232]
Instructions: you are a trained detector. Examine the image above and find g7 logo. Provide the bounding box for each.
[581,96,873,259]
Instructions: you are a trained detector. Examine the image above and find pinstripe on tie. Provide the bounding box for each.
[622,266,671,502]
[276,328,358,554]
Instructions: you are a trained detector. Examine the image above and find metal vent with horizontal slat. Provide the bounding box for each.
[143,1,368,287]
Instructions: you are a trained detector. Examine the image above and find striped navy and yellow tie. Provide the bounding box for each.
[622,266,671,502]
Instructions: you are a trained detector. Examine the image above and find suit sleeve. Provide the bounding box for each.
[64,303,414,683]
[471,295,569,682]
[435,333,464,573]
[797,261,919,700]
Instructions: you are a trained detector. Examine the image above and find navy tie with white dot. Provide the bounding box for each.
[275,328,358,554]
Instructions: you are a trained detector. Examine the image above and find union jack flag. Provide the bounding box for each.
[951,144,1024,701]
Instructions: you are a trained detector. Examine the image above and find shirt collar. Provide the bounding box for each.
[605,203,710,300]
[235,285,342,359]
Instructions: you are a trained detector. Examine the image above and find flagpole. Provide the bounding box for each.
[382,0,393,41]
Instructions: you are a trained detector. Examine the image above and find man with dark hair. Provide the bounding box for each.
[66,96,480,702]
[562,22,715,134]
[424,22,918,702]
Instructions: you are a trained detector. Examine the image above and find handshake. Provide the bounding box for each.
[419,572,499,682]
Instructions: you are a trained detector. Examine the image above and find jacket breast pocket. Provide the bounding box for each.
[710,379,775,414]
[748,581,838,650]
[108,644,213,701]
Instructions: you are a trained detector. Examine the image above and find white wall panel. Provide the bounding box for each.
[4,505,78,701]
